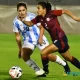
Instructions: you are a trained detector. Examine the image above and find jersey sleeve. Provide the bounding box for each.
[27,12,36,20]
[13,21,19,32]
[51,10,62,16]
[29,13,41,26]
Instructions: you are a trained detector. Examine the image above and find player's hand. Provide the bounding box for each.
[18,49,23,59]
[38,38,43,45]
[18,52,21,59]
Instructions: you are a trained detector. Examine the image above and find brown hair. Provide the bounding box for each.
[17,2,27,11]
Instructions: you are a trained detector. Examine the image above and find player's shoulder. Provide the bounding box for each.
[13,16,19,23]
[13,16,22,25]
[27,12,36,20]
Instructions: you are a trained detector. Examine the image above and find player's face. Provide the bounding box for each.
[18,6,27,19]
[37,5,46,16]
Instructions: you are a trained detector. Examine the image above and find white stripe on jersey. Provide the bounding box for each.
[13,12,47,44]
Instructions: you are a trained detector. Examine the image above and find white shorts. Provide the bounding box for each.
[36,40,49,51]
[22,40,49,51]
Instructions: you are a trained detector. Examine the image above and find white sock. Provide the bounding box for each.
[55,55,66,66]
[26,59,40,72]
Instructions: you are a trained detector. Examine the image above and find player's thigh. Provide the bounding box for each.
[41,44,58,55]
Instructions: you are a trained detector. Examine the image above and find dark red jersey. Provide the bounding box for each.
[31,10,65,41]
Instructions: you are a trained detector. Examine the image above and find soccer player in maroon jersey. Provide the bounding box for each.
[22,1,80,73]
[17,2,71,75]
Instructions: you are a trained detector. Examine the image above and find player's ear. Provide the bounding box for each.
[43,8,46,12]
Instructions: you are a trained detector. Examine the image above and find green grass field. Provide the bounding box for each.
[0,33,80,80]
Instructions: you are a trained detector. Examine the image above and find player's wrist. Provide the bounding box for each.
[22,18,25,21]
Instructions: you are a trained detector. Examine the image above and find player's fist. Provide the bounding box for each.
[18,49,23,58]
[38,38,43,45]
[18,52,21,58]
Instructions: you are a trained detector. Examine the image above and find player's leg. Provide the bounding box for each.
[22,42,45,77]
[58,35,80,70]
[41,55,49,74]
[21,48,32,61]
[37,40,49,74]
[38,39,67,74]
[40,44,70,74]
[61,50,80,69]
[41,44,65,66]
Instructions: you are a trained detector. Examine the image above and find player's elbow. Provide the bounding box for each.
[62,10,69,14]
[16,36,21,41]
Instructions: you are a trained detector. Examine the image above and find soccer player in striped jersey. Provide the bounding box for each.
[13,2,70,76]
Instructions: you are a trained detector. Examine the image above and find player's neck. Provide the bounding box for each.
[42,12,46,17]
[20,14,27,20]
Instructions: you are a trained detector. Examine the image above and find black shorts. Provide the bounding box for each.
[53,35,69,53]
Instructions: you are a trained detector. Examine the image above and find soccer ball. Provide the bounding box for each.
[9,66,22,79]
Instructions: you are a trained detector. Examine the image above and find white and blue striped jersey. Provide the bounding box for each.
[13,12,47,45]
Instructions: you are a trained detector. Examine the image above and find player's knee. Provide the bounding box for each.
[41,50,47,57]
[23,57,30,62]
[21,53,30,62]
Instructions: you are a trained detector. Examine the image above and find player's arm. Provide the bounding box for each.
[22,20,34,26]
[14,32,22,58]
[18,16,34,26]
[62,10,80,21]
[22,16,38,26]
[38,23,45,44]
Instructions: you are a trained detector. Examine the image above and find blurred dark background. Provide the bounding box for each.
[0,0,80,5]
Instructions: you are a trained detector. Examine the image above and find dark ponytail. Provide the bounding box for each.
[38,1,52,12]
[46,2,51,11]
